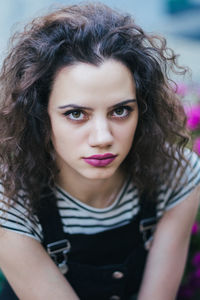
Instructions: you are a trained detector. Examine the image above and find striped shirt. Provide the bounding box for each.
[0,149,200,243]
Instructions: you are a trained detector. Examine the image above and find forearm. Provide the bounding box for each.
[138,185,200,300]
[137,235,190,300]
[0,230,80,300]
[8,268,80,300]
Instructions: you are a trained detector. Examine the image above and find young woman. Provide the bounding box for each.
[0,2,200,300]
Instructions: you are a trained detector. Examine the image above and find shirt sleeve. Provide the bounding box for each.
[157,149,200,215]
[0,183,43,242]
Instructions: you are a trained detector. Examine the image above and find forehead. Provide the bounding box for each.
[49,59,136,107]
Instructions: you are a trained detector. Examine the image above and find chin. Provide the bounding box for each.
[81,168,117,180]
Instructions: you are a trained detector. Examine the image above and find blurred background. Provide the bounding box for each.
[0,0,200,82]
[0,0,200,299]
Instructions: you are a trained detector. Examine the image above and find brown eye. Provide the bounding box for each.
[112,106,133,119]
[71,111,82,119]
[64,109,85,121]
[115,107,125,115]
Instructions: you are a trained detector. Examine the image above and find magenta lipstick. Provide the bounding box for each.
[83,153,117,167]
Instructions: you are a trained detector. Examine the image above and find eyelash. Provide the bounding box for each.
[63,105,134,122]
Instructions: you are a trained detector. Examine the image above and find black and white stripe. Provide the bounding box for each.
[1,150,200,242]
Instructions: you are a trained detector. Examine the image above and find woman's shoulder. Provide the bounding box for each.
[156,148,200,217]
[169,148,200,190]
[0,181,43,242]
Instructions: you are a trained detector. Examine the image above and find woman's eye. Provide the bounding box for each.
[112,106,132,119]
[63,110,86,121]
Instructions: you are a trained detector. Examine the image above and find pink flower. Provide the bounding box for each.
[195,268,200,278]
[193,137,200,155]
[192,252,200,267]
[175,83,188,97]
[191,222,199,235]
[188,270,200,289]
[178,286,194,299]
[185,105,200,130]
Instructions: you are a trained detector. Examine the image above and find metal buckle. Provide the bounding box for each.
[140,217,157,249]
[47,239,71,274]
[140,217,157,232]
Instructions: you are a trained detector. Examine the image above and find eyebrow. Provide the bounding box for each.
[58,99,137,110]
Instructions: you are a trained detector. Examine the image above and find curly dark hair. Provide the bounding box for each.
[0,2,189,213]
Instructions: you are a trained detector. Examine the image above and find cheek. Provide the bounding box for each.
[115,119,138,145]
[51,119,86,151]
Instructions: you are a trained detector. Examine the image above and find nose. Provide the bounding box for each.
[88,116,114,148]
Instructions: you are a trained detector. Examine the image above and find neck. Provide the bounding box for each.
[56,169,126,209]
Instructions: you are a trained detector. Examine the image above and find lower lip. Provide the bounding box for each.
[83,157,117,167]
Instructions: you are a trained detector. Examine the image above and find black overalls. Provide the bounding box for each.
[0,189,157,300]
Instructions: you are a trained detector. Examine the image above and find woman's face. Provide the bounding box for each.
[48,59,138,181]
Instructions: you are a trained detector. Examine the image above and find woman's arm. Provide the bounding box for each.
[0,229,79,300]
[138,184,200,300]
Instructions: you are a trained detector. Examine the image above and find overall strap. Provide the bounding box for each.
[37,186,158,269]
[139,190,158,249]
[37,186,70,274]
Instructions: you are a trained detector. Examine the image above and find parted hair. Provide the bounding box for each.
[0,2,189,212]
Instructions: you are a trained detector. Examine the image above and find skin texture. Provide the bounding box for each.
[48,59,138,208]
[0,230,79,300]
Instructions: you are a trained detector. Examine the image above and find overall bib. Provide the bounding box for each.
[0,189,157,300]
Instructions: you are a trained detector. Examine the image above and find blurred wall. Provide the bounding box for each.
[0,0,165,53]
[0,0,200,81]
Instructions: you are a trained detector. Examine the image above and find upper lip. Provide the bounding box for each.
[85,153,117,160]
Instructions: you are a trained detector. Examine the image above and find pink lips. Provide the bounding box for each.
[83,153,117,167]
